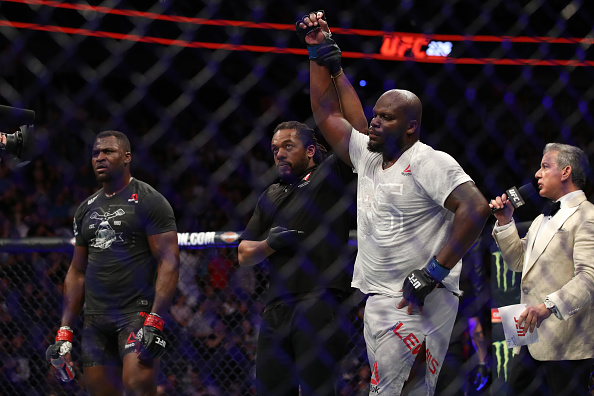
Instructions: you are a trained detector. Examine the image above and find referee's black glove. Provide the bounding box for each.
[266,226,304,251]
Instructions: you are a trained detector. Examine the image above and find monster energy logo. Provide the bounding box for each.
[492,251,518,292]
[493,340,512,381]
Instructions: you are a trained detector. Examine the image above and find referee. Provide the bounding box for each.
[238,121,356,396]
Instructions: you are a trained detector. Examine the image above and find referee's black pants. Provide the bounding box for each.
[506,346,593,396]
[255,292,350,396]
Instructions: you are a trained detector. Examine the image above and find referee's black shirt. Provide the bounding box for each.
[241,153,356,305]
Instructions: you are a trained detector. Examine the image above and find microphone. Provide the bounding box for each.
[491,183,537,213]
[0,105,36,167]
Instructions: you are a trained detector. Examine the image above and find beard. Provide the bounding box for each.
[277,157,310,182]
[95,172,109,183]
[367,140,384,154]
[278,167,295,182]
[368,132,403,156]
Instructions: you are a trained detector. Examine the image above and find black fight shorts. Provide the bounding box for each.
[82,312,147,367]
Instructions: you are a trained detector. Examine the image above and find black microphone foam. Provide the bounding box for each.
[0,105,35,128]
[491,183,537,213]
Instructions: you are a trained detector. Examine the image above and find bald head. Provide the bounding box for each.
[379,89,423,129]
[368,89,423,158]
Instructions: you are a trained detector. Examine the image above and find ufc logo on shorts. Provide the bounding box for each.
[156,337,166,348]
[407,273,421,289]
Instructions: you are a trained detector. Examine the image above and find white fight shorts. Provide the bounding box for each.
[363,288,459,395]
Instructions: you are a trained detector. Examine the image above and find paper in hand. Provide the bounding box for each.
[498,304,539,348]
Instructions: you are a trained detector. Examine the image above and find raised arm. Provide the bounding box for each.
[300,11,358,167]
[333,71,369,134]
[310,61,354,166]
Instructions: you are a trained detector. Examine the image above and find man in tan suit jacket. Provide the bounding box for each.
[490,142,594,396]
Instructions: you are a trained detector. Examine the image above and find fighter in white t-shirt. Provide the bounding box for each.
[350,134,473,297]
[299,11,490,395]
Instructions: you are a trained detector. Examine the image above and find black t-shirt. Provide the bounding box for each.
[73,178,177,314]
[241,154,356,304]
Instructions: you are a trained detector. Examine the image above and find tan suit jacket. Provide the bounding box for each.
[493,191,594,361]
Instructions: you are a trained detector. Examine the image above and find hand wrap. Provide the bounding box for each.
[309,37,342,75]
[136,313,167,360]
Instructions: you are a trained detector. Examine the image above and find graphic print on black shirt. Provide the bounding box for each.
[88,209,126,249]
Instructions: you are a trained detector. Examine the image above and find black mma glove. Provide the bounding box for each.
[136,313,167,360]
[295,10,342,75]
[312,37,342,75]
[266,226,304,251]
[295,10,326,45]
[46,326,73,363]
[402,256,450,307]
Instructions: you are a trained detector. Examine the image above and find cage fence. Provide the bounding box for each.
[1,0,594,395]
[0,238,501,396]
[0,243,368,396]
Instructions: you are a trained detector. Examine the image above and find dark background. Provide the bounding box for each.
[1,0,593,233]
[0,1,593,395]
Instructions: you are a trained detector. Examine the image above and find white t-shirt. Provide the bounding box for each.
[349,130,472,296]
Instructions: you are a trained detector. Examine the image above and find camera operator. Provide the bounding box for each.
[0,105,36,166]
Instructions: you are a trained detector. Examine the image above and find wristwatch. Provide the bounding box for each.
[544,296,562,319]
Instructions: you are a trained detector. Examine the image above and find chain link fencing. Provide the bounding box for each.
[1,0,594,395]
[1,241,499,396]
[0,245,369,396]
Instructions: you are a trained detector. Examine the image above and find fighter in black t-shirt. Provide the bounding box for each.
[46,131,179,396]
[73,178,177,315]
[238,121,356,396]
